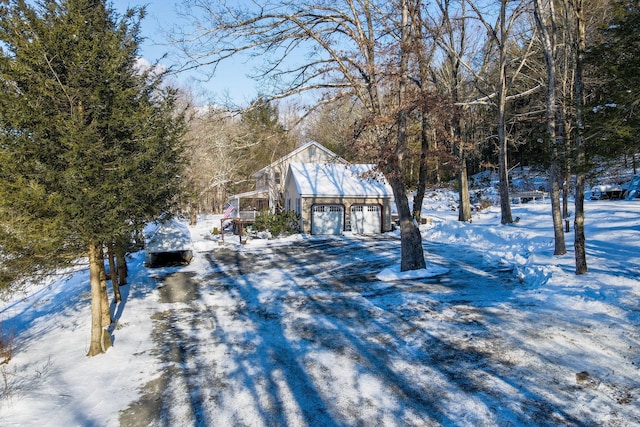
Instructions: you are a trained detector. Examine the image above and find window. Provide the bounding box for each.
[275,171,281,184]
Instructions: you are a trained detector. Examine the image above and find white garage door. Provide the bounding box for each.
[311,205,344,235]
[351,205,381,234]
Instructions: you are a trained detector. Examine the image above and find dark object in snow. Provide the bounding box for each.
[145,251,193,268]
[590,184,624,200]
[575,371,598,388]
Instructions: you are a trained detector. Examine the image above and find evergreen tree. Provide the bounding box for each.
[586,0,640,160]
[233,97,292,194]
[0,0,186,355]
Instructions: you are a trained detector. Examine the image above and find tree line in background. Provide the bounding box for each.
[176,0,639,275]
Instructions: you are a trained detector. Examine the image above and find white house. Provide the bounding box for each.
[284,162,394,235]
[228,141,346,215]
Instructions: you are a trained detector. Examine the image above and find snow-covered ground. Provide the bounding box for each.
[1,192,639,426]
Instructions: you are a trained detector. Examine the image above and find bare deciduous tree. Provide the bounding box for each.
[534,0,568,256]
[182,103,246,217]
[466,0,536,225]
[428,0,475,221]
[572,0,587,274]
[176,0,427,271]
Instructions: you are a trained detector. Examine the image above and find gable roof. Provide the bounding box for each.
[287,162,393,198]
[252,141,345,178]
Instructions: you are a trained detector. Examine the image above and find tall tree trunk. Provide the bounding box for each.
[573,0,587,274]
[497,0,513,225]
[561,8,572,224]
[395,0,426,272]
[411,0,434,222]
[443,0,471,222]
[454,109,471,222]
[560,103,570,230]
[87,243,111,357]
[534,0,566,255]
[106,242,121,303]
[453,105,471,222]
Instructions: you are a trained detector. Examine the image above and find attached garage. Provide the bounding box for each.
[311,205,344,235]
[351,204,382,234]
[284,163,393,235]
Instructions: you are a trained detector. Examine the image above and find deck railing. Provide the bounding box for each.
[237,210,259,222]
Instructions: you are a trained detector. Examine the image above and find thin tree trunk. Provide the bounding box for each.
[563,141,570,221]
[413,111,430,221]
[549,165,567,254]
[498,0,513,225]
[574,171,587,271]
[458,157,472,221]
[106,242,121,303]
[560,103,570,231]
[432,132,441,184]
[453,104,471,221]
[573,0,587,274]
[443,0,471,222]
[454,107,471,222]
[534,0,566,255]
[87,243,111,357]
[497,110,512,224]
[115,238,128,286]
[411,0,432,222]
[189,204,197,226]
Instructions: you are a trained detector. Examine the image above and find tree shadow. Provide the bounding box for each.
[195,236,589,425]
[120,233,632,425]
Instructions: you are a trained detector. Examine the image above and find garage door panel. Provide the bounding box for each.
[351,205,381,234]
[312,205,343,235]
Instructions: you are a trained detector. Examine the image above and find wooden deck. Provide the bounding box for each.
[219,210,260,244]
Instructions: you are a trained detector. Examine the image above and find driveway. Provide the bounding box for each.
[118,235,614,426]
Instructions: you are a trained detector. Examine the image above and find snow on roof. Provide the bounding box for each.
[145,217,193,253]
[288,162,393,198]
[252,141,345,178]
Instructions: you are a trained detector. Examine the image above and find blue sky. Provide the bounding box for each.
[112,0,258,105]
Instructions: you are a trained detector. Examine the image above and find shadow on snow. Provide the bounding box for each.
[121,235,597,426]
